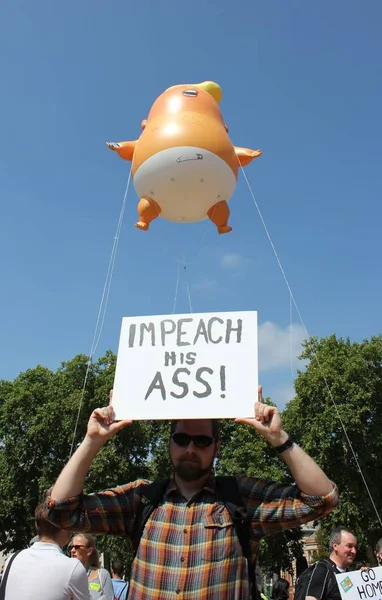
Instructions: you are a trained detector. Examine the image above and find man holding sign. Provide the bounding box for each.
[44,387,339,600]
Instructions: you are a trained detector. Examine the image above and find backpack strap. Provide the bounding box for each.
[215,476,250,555]
[116,581,128,599]
[215,476,259,600]
[131,478,170,555]
[320,559,338,597]
[0,550,22,600]
[295,558,335,600]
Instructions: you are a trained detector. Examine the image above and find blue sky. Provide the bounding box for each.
[1,0,381,409]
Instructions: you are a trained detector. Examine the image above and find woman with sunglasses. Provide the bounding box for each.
[70,534,114,600]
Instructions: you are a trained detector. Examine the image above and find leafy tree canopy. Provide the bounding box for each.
[283,334,382,565]
[1,333,381,571]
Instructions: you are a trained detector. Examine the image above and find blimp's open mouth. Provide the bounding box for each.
[176,153,203,163]
[183,89,198,97]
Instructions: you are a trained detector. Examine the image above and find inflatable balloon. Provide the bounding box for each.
[107,81,261,234]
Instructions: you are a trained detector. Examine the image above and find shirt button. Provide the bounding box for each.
[183,529,187,534]
[176,589,181,594]
[180,557,185,562]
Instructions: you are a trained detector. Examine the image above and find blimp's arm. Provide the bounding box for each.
[234,146,262,167]
[106,140,137,162]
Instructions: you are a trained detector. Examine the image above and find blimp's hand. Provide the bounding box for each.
[106,140,137,161]
[106,142,121,151]
[234,146,262,166]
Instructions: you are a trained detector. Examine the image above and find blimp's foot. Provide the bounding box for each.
[217,225,232,234]
[136,221,149,231]
[136,197,161,231]
[207,200,232,234]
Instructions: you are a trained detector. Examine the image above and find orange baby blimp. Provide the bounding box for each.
[107,81,261,234]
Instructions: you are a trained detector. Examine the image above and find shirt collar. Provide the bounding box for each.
[32,542,63,553]
[329,558,349,572]
[165,475,216,497]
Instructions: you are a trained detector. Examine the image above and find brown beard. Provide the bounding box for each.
[173,455,214,482]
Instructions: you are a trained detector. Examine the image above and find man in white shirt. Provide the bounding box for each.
[2,503,90,600]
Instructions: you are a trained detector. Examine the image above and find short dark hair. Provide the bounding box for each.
[329,527,356,552]
[112,559,125,578]
[271,578,290,600]
[170,419,220,441]
[35,503,61,538]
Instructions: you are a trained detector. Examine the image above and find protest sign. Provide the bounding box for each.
[112,310,258,420]
[336,567,382,600]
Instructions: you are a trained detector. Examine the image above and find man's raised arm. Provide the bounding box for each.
[236,387,334,497]
[52,405,131,500]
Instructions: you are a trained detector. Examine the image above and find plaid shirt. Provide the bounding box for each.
[46,475,338,600]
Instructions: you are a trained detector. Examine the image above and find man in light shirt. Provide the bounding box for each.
[2,503,90,600]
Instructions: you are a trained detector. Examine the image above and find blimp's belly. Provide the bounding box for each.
[133,146,237,222]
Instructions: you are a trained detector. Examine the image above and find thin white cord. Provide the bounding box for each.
[239,161,382,527]
[172,259,181,314]
[289,294,294,379]
[185,280,193,313]
[183,263,194,313]
[91,172,131,355]
[69,168,132,457]
[239,166,309,335]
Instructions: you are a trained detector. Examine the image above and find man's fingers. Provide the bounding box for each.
[92,405,133,431]
[235,385,263,424]
[112,419,133,431]
[258,385,263,403]
[254,403,277,424]
[92,406,115,425]
[262,405,274,422]
[235,417,254,426]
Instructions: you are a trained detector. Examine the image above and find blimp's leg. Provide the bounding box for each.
[207,200,232,234]
[136,196,162,231]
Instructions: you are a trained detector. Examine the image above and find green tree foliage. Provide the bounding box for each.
[0,351,152,554]
[283,334,382,565]
[2,333,381,573]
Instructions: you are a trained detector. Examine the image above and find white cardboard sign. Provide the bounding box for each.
[112,310,258,420]
[336,567,382,600]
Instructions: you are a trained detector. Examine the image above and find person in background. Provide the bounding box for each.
[110,559,128,600]
[305,527,357,600]
[69,533,114,600]
[375,538,382,565]
[2,503,90,599]
[271,578,290,600]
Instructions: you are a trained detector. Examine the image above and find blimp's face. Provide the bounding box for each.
[145,85,225,126]
[165,88,201,116]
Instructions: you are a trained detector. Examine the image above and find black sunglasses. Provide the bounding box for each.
[70,544,88,551]
[171,432,215,448]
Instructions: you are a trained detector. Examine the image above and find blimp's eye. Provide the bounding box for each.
[183,89,198,97]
